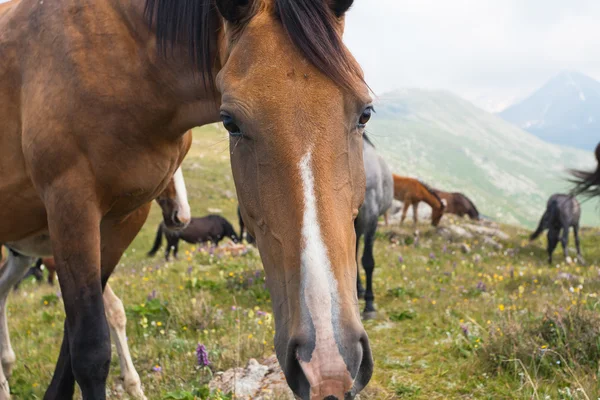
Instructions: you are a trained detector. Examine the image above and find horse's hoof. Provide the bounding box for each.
[362,310,377,320]
[566,256,573,265]
[577,256,586,266]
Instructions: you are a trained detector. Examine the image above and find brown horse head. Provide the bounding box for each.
[213,0,372,398]
[155,166,191,231]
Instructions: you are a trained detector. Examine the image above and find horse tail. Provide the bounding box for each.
[530,201,558,241]
[237,206,245,239]
[147,223,164,256]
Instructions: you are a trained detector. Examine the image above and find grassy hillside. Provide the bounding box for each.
[369,89,600,228]
[7,126,600,399]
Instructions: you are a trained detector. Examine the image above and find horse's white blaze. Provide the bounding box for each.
[298,151,353,391]
[173,167,191,223]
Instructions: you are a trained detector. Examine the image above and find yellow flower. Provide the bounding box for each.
[541,345,548,349]
[498,304,505,311]
[431,300,436,305]
[157,321,162,326]
[248,334,253,339]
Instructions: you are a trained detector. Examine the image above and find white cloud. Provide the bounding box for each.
[344,0,600,110]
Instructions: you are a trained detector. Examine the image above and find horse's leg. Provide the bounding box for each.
[0,251,35,387]
[172,239,180,259]
[44,196,108,400]
[400,202,409,225]
[412,203,418,226]
[355,229,364,299]
[561,225,570,262]
[573,224,584,263]
[98,205,150,400]
[547,228,560,265]
[383,211,389,226]
[361,220,378,319]
[103,285,146,400]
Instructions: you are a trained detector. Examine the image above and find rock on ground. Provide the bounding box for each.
[209,356,294,399]
[463,224,509,240]
[437,225,474,240]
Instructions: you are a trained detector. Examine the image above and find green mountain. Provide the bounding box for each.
[369,88,599,228]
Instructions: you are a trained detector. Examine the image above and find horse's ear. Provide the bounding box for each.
[329,0,354,17]
[216,0,254,23]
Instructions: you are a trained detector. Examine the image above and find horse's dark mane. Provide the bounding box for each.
[144,0,220,87]
[570,167,600,199]
[461,193,480,217]
[419,180,443,208]
[569,143,600,199]
[144,0,363,94]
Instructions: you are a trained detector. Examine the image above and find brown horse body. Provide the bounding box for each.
[0,150,192,400]
[392,175,445,226]
[432,190,480,220]
[0,0,372,399]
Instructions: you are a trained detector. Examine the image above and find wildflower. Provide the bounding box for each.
[476,281,487,292]
[429,252,436,260]
[152,365,162,373]
[460,324,469,339]
[398,255,404,264]
[196,344,210,367]
[498,304,505,311]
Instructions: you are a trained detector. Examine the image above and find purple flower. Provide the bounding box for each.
[231,306,237,311]
[257,311,266,316]
[476,281,487,292]
[398,255,404,264]
[196,344,210,367]
[147,290,157,301]
[187,266,193,275]
[152,365,162,373]
[429,252,436,260]
[460,324,469,339]
[442,245,448,253]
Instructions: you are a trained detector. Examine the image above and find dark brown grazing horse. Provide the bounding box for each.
[571,142,600,200]
[432,189,480,220]
[148,215,239,260]
[0,1,373,399]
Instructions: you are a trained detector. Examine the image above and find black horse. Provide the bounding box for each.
[148,215,239,260]
[530,194,583,264]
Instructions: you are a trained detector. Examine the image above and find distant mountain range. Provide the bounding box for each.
[499,71,600,151]
[369,88,599,228]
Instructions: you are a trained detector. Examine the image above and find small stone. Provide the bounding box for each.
[461,243,471,254]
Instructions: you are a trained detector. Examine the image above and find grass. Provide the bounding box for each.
[7,126,600,399]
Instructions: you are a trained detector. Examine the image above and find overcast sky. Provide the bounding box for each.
[344,0,600,111]
[3,0,598,111]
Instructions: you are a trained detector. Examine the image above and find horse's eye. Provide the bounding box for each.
[220,112,242,136]
[358,107,373,128]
